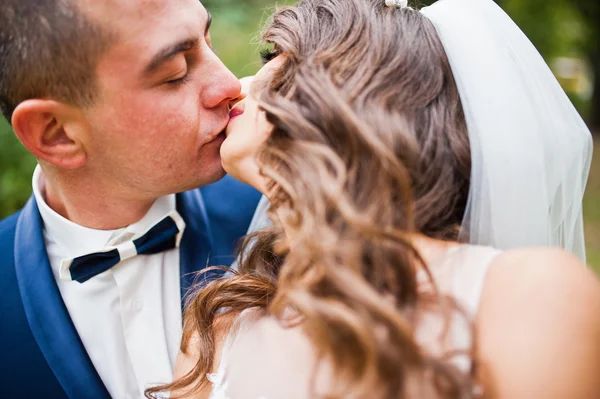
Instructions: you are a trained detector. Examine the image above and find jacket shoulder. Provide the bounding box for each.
[0,211,20,263]
[0,210,68,396]
[0,210,22,310]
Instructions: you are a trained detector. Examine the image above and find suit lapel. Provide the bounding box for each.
[14,197,110,399]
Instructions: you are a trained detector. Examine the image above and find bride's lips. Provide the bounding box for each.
[229,107,244,121]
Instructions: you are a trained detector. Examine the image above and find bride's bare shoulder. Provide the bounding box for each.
[475,247,600,398]
[480,247,598,310]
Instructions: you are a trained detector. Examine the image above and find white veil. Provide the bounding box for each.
[420,0,593,261]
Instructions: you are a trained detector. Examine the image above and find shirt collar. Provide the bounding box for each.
[32,165,177,260]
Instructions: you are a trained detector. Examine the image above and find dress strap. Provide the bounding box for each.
[444,245,501,374]
[450,245,502,316]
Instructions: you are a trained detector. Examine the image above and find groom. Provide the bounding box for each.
[0,0,260,398]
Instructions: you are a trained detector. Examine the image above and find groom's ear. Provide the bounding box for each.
[11,99,89,169]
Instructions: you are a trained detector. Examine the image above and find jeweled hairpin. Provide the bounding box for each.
[385,0,408,8]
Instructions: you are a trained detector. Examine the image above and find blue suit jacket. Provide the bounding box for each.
[0,175,261,398]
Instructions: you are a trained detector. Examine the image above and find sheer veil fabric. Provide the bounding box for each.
[421,0,593,261]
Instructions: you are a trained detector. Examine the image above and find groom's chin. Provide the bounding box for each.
[206,166,228,184]
[194,160,228,188]
[173,167,226,195]
[170,152,227,193]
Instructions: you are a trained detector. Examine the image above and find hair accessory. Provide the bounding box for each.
[385,0,408,8]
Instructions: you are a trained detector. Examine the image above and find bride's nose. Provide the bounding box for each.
[229,76,254,109]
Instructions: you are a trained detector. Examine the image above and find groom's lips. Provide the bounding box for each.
[207,131,226,144]
[206,124,228,144]
[208,115,235,143]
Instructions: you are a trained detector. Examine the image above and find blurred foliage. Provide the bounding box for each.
[204,0,294,77]
[500,0,600,128]
[1,0,599,270]
[583,140,600,274]
[501,0,591,59]
[0,119,36,217]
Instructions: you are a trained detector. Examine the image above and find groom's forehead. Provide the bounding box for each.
[80,0,207,58]
[80,0,205,26]
[84,0,208,79]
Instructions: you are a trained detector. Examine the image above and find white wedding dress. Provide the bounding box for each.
[208,244,500,399]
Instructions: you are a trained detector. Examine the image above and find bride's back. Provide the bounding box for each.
[208,244,502,399]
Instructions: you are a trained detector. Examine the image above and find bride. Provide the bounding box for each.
[148,0,599,397]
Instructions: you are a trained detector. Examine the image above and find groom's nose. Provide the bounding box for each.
[200,53,242,109]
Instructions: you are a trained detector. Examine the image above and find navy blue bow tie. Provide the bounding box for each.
[60,213,185,283]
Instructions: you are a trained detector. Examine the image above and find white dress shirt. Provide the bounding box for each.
[32,166,183,399]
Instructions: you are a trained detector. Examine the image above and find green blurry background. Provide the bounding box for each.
[1,0,599,272]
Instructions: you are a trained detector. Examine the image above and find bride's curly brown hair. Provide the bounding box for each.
[147,0,474,398]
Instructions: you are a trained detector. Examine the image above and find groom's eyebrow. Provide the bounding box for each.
[143,12,212,76]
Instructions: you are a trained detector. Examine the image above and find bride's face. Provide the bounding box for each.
[220,57,284,194]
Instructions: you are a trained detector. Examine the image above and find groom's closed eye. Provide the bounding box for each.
[142,11,213,83]
[164,66,192,87]
[145,38,200,77]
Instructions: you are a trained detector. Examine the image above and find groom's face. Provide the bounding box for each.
[80,0,241,198]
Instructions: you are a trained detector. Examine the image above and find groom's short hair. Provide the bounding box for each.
[0,0,114,123]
